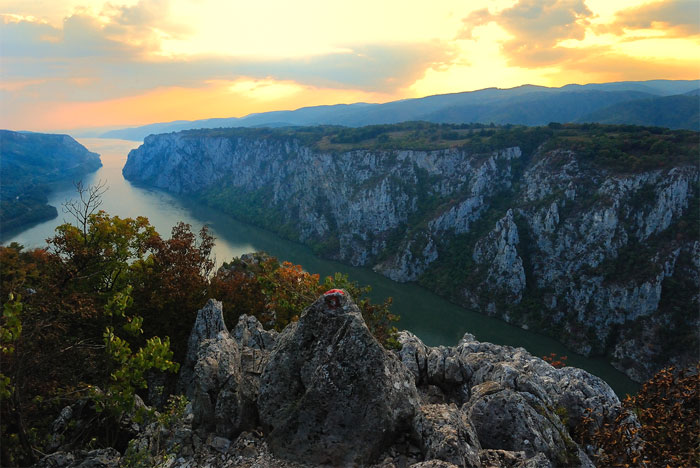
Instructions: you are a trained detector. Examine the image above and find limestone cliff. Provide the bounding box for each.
[122,125,699,382]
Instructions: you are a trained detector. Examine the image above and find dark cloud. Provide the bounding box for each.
[1,15,138,58]
[608,0,700,36]
[461,0,593,66]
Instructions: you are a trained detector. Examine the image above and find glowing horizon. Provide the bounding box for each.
[1,0,698,132]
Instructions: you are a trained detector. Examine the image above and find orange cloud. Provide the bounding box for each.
[546,52,699,84]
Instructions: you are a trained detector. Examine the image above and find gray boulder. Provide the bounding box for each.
[180,300,258,439]
[190,331,245,437]
[232,314,279,426]
[412,403,481,467]
[466,383,581,467]
[178,299,229,397]
[232,314,278,351]
[398,331,472,403]
[257,290,420,465]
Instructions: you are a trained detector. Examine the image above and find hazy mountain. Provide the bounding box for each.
[579,94,700,130]
[100,80,700,140]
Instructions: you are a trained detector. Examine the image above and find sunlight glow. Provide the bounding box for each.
[1,0,697,131]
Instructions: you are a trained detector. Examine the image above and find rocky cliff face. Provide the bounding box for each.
[37,293,624,467]
[122,129,699,382]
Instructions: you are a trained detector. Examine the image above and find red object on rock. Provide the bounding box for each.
[324,289,345,295]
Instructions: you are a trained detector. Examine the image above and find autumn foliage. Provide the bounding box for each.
[209,252,399,347]
[1,189,398,465]
[578,364,699,468]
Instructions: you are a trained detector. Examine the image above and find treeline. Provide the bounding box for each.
[178,122,698,171]
[0,185,397,466]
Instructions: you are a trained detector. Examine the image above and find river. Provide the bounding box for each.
[1,138,639,396]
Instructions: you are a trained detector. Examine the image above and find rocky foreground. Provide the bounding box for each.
[37,291,623,467]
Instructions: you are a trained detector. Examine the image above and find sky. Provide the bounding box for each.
[1,0,699,132]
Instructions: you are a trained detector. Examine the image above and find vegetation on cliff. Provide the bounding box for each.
[577,364,699,467]
[0,130,102,234]
[0,188,397,465]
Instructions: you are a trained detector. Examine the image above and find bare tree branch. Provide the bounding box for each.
[62,180,108,237]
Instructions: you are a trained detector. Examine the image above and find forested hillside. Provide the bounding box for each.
[0,131,102,233]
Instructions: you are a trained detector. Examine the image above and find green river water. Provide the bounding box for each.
[1,138,639,397]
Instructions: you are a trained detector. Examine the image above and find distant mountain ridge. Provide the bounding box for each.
[579,94,700,129]
[101,79,700,140]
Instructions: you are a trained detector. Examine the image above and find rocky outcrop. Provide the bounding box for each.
[35,292,629,467]
[257,290,419,465]
[177,299,229,398]
[469,209,526,309]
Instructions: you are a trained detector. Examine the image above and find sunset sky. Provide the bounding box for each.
[1,0,698,132]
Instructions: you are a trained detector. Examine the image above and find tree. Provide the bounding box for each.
[209,253,399,347]
[130,222,215,362]
[0,184,181,465]
[49,183,155,295]
[578,364,699,467]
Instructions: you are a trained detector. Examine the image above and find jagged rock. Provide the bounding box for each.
[555,366,620,433]
[231,314,279,430]
[36,291,630,468]
[412,403,481,467]
[34,449,120,468]
[466,385,581,467]
[232,314,278,351]
[190,330,244,436]
[400,331,614,466]
[182,310,265,440]
[471,209,526,306]
[257,290,420,465]
[398,331,472,403]
[178,299,228,397]
[409,461,460,468]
